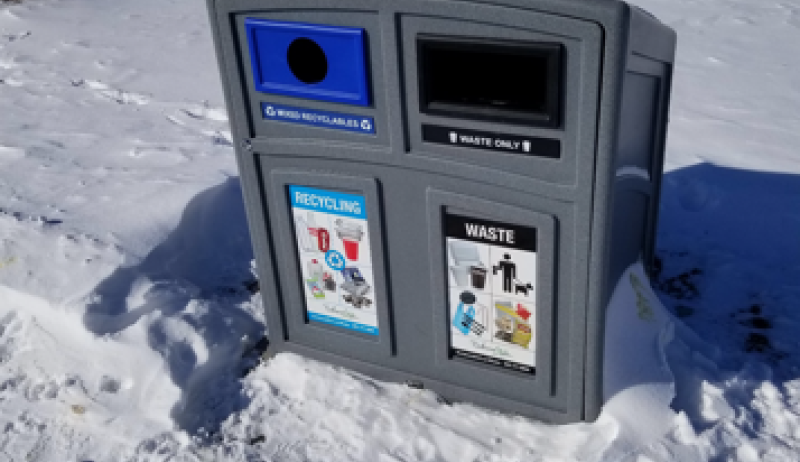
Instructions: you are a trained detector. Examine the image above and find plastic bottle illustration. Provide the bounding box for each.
[305,279,325,299]
[310,284,325,299]
[317,228,330,252]
[307,211,320,250]
[307,258,323,281]
[295,215,314,251]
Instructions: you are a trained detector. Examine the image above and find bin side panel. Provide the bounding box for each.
[587,48,674,420]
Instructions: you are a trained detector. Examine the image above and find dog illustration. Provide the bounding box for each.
[515,281,533,296]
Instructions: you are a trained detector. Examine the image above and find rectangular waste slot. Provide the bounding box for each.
[289,185,379,335]
[418,37,562,127]
[446,213,537,374]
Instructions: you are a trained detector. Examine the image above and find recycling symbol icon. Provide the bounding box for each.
[265,106,276,117]
[360,119,372,131]
[325,250,346,271]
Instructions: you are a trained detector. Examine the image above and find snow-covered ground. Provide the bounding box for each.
[1,0,799,460]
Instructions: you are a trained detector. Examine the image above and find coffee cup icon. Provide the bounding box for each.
[449,132,458,143]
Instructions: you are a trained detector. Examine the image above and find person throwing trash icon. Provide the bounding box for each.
[493,253,516,293]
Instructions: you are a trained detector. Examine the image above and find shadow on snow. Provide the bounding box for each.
[82,177,264,434]
[77,162,800,436]
[656,162,800,430]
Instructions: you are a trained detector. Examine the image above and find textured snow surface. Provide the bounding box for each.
[1,0,799,460]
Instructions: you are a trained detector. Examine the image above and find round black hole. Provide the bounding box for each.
[287,38,328,84]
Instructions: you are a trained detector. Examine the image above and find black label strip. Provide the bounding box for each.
[452,348,536,375]
[445,213,537,252]
[422,124,560,158]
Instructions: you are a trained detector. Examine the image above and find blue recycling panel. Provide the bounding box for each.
[245,19,370,106]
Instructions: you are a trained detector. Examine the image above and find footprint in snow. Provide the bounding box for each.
[0,145,25,161]
[182,105,228,122]
[128,145,188,164]
[99,375,121,394]
[2,31,31,43]
[0,58,17,69]
[0,312,23,364]
[135,433,181,456]
[25,380,59,402]
[71,78,149,105]
[166,105,232,147]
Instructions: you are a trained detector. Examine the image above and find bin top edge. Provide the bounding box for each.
[207,0,635,26]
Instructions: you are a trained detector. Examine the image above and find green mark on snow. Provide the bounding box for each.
[630,272,655,322]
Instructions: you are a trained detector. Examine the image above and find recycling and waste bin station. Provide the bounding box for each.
[206,0,676,423]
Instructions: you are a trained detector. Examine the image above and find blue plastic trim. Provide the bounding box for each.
[308,312,379,335]
[289,185,368,220]
[245,18,370,106]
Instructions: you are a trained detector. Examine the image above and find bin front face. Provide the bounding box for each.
[207,0,618,423]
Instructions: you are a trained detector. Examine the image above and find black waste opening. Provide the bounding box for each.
[418,37,561,127]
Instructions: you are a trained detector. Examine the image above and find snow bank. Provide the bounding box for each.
[0,0,235,265]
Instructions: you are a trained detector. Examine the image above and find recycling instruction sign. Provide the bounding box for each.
[290,185,379,335]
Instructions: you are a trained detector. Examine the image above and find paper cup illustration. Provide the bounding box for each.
[334,219,364,261]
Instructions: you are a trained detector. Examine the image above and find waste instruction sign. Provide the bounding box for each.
[445,213,537,373]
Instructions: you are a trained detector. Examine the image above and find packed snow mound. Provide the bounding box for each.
[0,286,183,460]
[202,263,672,462]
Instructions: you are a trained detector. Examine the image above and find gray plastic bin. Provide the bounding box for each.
[207,0,676,423]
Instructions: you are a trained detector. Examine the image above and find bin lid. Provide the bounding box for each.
[470,264,487,274]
